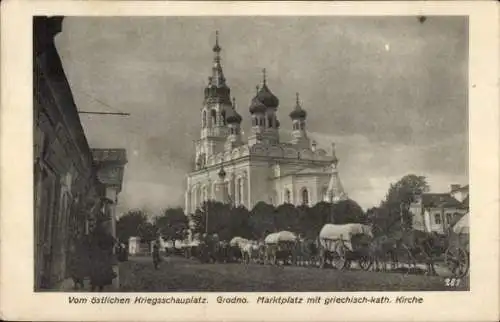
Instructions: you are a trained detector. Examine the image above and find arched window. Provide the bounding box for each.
[268,115,273,128]
[211,109,217,125]
[202,110,207,128]
[284,189,291,203]
[221,110,226,126]
[301,188,309,206]
[202,186,208,202]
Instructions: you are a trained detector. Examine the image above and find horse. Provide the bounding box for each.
[367,234,399,272]
[294,238,319,267]
[240,241,261,264]
[380,229,445,275]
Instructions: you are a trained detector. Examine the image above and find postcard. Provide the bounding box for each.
[0,1,498,321]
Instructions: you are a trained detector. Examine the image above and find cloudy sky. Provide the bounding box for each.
[54,16,468,214]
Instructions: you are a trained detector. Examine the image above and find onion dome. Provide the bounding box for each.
[249,85,267,114]
[256,68,279,109]
[289,92,307,119]
[226,97,242,124]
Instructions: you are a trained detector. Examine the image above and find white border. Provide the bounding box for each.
[1,1,499,321]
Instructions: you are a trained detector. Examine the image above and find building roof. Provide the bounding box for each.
[451,184,469,193]
[421,193,463,208]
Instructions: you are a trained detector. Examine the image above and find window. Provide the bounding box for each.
[301,188,309,206]
[202,110,207,128]
[211,109,217,125]
[446,213,453,226]
[284,189,291,203]
[434,213,442,225]
[221,110,226,125]
[268,115,273,128]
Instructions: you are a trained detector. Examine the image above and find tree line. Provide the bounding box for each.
[116,174,430,244]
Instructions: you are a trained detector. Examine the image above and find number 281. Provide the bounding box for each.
[445,278,461,287]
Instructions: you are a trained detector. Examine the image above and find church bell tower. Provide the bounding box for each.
[196,31,232,170]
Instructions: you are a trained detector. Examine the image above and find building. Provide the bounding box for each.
[128,237,141,255]
[409,184,469,234]
[33,16,127,290]
[184,33,347,215]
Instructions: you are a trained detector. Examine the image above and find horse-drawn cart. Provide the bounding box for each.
[264,231,297,265]
[444,212,469,278]
[318,223,373,270]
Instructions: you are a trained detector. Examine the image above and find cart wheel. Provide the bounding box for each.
[445,247,469,278]
[358,255,372,271]
[332,251,347,270]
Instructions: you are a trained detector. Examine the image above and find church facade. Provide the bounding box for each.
[184,33,348,215]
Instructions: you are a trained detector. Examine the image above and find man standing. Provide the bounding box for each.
[152,241,161,270]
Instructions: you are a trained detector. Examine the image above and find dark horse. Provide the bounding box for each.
[370,225,446,275]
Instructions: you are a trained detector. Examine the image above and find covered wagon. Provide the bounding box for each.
[444,212,469,277]
[264,231,298,265]
[318,223,373,270]
[227,236,248,262]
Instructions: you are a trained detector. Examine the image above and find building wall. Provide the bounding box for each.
[34,17,127,290]
[34,16,97,290]
[410,204,467,234]
[186,155,333,212]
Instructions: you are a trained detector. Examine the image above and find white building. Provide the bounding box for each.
[128,236,141,255]
[184,32,347,215]
[409,184,469,234]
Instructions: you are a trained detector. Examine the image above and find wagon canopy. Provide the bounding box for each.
[264,231,297,244]
[319,223,373,241]
[229,236,248,247]
[452,212,469,235]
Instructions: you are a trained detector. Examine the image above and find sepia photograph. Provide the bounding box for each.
[33,14,471,293]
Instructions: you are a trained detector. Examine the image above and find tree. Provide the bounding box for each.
[138,221,157,244]
[155,207,188,242]
[372,174,429,234]
[229,206,252,239]
[275,203,299,232]
[190,201,233,239]
[307,201,333,237]
[249,202,276,239]
[383,174,429,208]
[331,199,365,224]
[116,209,151,244]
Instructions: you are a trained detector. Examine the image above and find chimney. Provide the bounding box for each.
[450,184,461,192]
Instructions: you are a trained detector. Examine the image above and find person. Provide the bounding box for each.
[88,223,117,292]
[68,233,89,290]
[152,241,161,270]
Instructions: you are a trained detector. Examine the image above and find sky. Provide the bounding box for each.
[54,16,468,214]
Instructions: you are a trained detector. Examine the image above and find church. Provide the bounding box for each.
[184,32,348,215]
